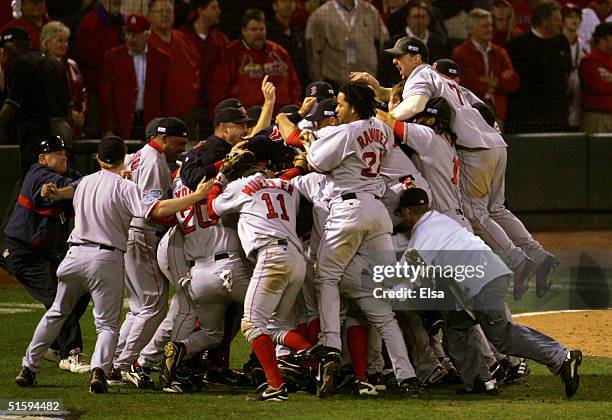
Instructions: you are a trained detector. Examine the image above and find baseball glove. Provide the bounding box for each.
[293,152,309,173]
[221,149,257,181]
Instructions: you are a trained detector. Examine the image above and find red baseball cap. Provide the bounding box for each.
[125,14,150,33]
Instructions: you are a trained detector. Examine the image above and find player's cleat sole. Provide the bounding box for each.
[15,366,35,387]
[560,349,582,398]
[513,257,536,300]
[89,368,108,394]
[316,356,339,398]
[246,382,288,402]
[162,341,184,385]
[535,255,560,298]
[425,366,449,386]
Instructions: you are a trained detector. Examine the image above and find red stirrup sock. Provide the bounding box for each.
[347,325,369,381]
[282,330,311,351]
[251,335,283,388]
[307,318,320,345]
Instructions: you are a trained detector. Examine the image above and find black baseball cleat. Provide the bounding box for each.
[489,358,510,383]
[89,367,108,394]
[204,367,250,387]
[162,341,185,385]
[246,382,288,402]
[296,343,341,362]
[505,359,531,385]
[163,376,193,394]
[535,255,560,298]
[125,362,154,388]
[513,257,537,300]
[424,365,449,386]
[559,350,582,398]
[352,378,379,396]
[315,354,340,398]
[15,366,35,387]
[367,371,387,391]
[399,377,425,397]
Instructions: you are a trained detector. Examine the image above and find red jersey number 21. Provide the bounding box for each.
[262,193,290,221]
[361,151,382,177]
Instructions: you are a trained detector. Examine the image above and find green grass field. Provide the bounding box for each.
[1,285,611,419]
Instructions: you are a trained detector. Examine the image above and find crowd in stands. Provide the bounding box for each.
[0,0,611,152]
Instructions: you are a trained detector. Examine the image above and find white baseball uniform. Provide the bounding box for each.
[23,170,159,376]
[173,176,252,358]
[114,142,173,370]
[306,118,395,351]
[209,173,307,345]
[402,65,550,269]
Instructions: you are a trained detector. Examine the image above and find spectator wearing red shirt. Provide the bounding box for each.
[580,22,612,132]
[452,8,519,122]
[73,0,124,137]
[492,0,522,47]
[210,9,301,113]
[2,0,49,50]
[148,0,200,136]
[513,0,537,32]
[180,0,229,125]
[0,0,12,30]
[99,14,171,139]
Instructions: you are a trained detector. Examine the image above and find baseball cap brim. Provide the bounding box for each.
[384,47,407,56]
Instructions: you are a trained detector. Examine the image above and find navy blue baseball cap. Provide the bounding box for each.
[157,117,188,137]
[38,135,70,154]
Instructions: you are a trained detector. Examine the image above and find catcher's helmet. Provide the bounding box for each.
[37,135,69,154]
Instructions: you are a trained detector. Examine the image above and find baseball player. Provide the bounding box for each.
[113,117,189,377]
[396,187,583,398]
[352,39,558,299]
[159,172,252,393]
[299,81,426,397]
[15,136,211,393]
[206,155,310,402]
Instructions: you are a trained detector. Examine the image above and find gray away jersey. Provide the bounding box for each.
[211,173,303,258]
[307,119,394,198]
[402,65,506,149]
[173,175,242,261]
[395,122,463,214]
[67,171,157,252]
[127,142,173,231]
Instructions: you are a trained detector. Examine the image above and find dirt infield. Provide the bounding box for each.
[514,310,612,357]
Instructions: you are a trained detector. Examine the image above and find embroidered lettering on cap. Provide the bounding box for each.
[323,110,335,116]
[158,127,167,133]
[448,69,457,74]
[408,45,419,52]
[427,108,438,114]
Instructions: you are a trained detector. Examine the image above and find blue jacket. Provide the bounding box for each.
[4,163,81,255]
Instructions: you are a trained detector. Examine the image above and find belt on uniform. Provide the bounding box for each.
[456,209,464,216]
[214,252,230,261]
[341,192,381,201]
[69,242,116,252]
[155,231,164,239]
[271,239,288,246]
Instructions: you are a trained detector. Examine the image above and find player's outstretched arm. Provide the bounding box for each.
[389,94,429,121]
[349,72,392,102]
[149,178,212,218]
[41,183,75,200]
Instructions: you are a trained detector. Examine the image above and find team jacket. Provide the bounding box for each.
[73,4,124,94]
[99,44,171,139]
[579,47,612,113]
[451,39,520,119]
[209,39,302,114]
[149,30,200,119]
[4,163,81,255]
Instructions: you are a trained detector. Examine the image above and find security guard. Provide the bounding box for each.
[4,135,91,373]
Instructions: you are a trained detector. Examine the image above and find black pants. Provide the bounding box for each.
[6,239,90,359]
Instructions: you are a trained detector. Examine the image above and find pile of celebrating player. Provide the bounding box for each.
[13,37,583,402]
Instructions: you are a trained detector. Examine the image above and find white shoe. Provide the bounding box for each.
[43,349,61,364]
[59,348,91,373]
